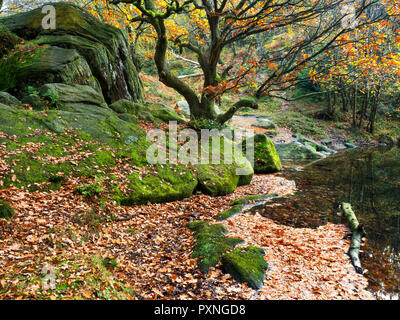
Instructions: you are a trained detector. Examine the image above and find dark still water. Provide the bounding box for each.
[256,147,400,299]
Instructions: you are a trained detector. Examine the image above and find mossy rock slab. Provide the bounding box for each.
[298,136,336,154]
[230,194,278,206]
[110,99,135,114]
[34,33,142,104]
[236,157,254,186]
[244,134,282,174]
[0,2,143,103]
[37,109,144,145]
[21,94,47,110]
[0,91,22,108]
[134,102,184,123]
[39,83,108,111]
[0,44,99,96]
[224,137,254,187]
[217,205,244,221]
[221,246,268,290]
[277,141,325,159]
[0,104,196,205]
[0,200,15,219]
[188,221,244,274]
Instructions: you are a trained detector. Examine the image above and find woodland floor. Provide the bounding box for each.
[0,74,378,300]
[0,172,373,300]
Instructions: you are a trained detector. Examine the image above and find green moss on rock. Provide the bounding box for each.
[0,91,22,108]
[236,157,254,186]
[188,221,244,274]
[244,134,282,173]
[109,99,135,114]
[0,200,15,219]
[221,246,268,290]
[0,3,144,103]
[0,104,197,204]
[38,83,107,110]
[217,205,244,221]
[230,194,278,206]
[0,23,20,58]
[277,141,325,159]
[0,43,99,95]
[193,137,253,196]
[133,102,184,123]
[194,163,239,197]
[119,163,197,205]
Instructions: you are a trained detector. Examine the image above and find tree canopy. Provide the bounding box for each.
[60,0,400,127]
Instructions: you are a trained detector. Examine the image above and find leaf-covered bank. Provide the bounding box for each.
[0,173,373,300]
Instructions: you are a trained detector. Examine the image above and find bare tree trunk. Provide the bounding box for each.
[326,91,334,118]
[341,91,348,112]
[340,81,348,112]
[368,92,380,134]
[352,86,358,127]
[358,90,369,129]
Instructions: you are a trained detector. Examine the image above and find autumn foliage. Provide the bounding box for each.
[67,0,400,128]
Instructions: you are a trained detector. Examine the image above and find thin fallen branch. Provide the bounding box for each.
[341,202,366,274]
[170,50,200,67]
[177,73,204,79]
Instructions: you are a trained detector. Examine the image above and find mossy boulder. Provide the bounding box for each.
[297,136,336,154]
[38,83,108,111]
[109,101,183,122]
[0,2,143,103]
[188,221,244,273]
[193,137,254,196]
[236,157,254,186]
[21,94,47,110]
[0,91,21,108]
[109,99,135,114]
[0,200,15,219]
[254,118,276,130]
[223,138,255,186]
[0,104,197,204]
[0,44,99,96]
[277,141,325,159]
[119,163,198,205]
[145,103,184,123]
[221,246,268,290]
[134,102,184,123]
[37,108,142,144]
[244,134,282,173]
[194,163,239,197]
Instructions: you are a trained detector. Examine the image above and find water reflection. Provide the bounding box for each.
[254,147,400,299]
